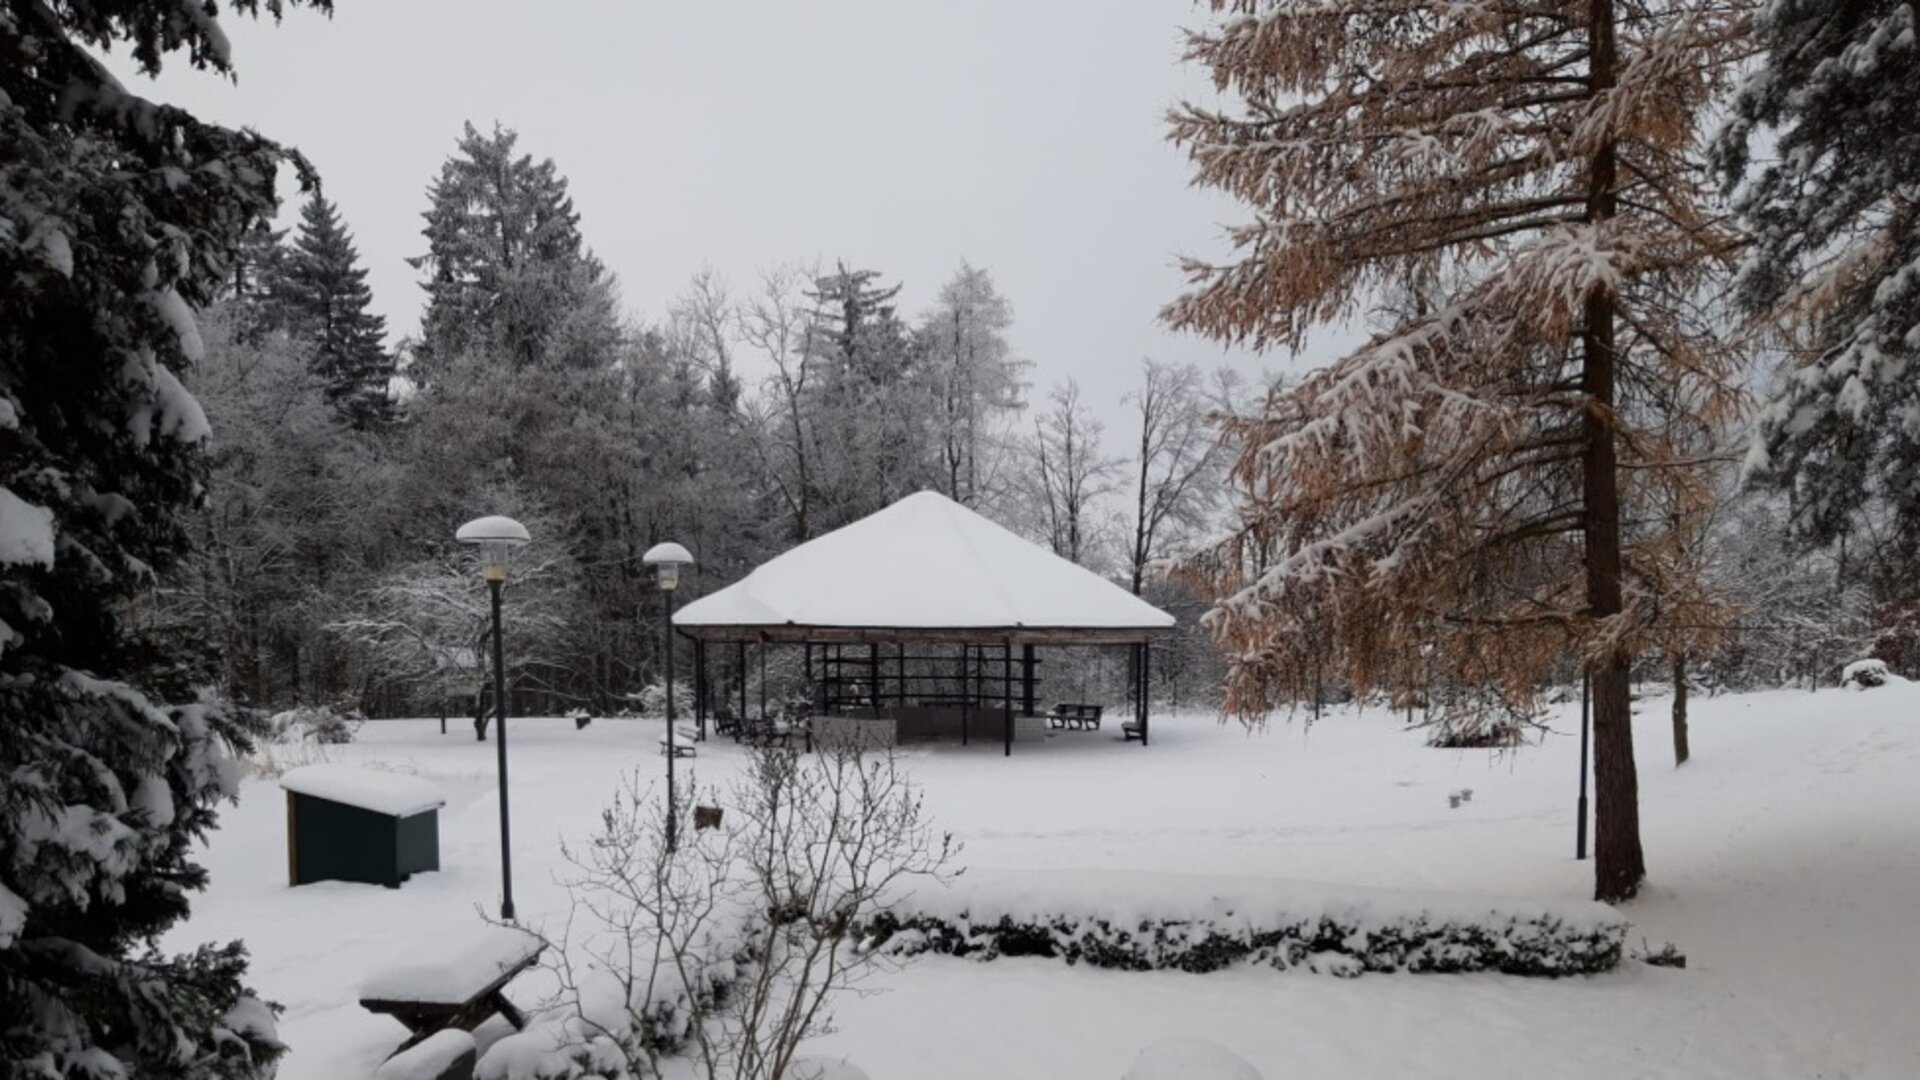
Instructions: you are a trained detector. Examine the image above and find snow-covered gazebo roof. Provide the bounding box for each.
[673,491,1174,645]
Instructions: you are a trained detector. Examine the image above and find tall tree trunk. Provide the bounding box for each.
[1583,0,1645,904]
[1672,652,1690,766]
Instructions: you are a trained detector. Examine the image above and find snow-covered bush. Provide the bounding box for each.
[630,681,693,719]
[860,872,1626,979]
[504,745,957,1080]
[1842,659,1891,690]
[1124,1039,1264,1080]
[1425,718,1527,750]
[268,704,363,745]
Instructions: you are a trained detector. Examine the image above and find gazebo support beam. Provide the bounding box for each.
[1140,642,1152,747]
[694,640,707,740]
[1002,641,1013,757]
[1021,644,1035,716]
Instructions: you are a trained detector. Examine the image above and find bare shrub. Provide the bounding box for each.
[524,743,958,1080]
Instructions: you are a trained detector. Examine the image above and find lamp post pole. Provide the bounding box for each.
[457,514,530,923]
[664,589,678,854]
[643,541,694,856]
[1576,671,1591,861]
[490,576,515,918]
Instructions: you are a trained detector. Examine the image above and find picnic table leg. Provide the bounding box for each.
[491,991,527,1030]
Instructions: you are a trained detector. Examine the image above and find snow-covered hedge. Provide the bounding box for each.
[859,871,1626,978]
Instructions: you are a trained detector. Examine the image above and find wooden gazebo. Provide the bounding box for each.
[673,491,1174,754]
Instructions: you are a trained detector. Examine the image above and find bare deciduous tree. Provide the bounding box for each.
[1123,359,1233,596]
[1030,378,1123,566]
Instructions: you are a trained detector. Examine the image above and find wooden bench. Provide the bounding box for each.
[1047,703,1105,730]
[1122,716,1146,742]
[713,705,740,738]
[360,931,545,1057]
[658,725,699,757]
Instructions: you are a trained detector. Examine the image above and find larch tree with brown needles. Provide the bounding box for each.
[1166,0,1747,902]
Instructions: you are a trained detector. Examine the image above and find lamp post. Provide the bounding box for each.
[643,541,694,853]
[1576,671,1591,861]
[457,514,531,920]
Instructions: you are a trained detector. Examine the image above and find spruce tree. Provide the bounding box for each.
[1,2,314,1074]
[1715,3,1920,556]
[276,192,394,428]
[411,122,616,372]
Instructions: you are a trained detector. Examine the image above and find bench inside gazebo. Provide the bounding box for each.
[673,491,1174,755]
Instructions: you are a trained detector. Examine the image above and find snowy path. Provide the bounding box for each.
[168,686,1920,1078]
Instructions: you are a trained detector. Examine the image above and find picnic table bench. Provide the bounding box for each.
[658,724,699,758]
[359,928,545,1057]
[1047,703,1105,731]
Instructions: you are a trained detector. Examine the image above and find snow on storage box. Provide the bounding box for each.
[280,765,445,889]
[280,764,446,817]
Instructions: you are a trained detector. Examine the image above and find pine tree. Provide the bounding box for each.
[274,192,393,428]
[1,1,314,1074]
[411,122,616,372]
[1716,4,1920,558]
[1166,0,1745,902]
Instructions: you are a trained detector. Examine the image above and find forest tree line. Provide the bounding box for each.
[177,124,1237,720]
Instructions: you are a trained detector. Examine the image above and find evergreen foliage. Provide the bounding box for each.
[1717,4,1920,556]
[411,122,616,372]
[275,193,394,428]
[0,1,319,1074]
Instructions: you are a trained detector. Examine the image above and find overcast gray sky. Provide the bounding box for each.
[121,1,1285,429]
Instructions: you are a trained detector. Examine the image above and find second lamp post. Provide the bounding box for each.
[642,541,693,852]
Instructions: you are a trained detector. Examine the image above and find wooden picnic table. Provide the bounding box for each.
[359,929,545,1056]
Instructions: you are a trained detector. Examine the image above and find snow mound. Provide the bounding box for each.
[279,764,444,817]
[374,1030,475,1080]
[1124,1038,1264,1080]
[360,926,543,1004]
[790,1055,873,1080]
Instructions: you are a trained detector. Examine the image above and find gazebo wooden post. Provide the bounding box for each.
[960,644,970,746]
[897,643,906,712]
[868,643,880,710]
[759,636,767,720]
[1140,641,1152,747]
[737,640,747,720]
[1021,644,1035,716]
[694,640,707,740]
[1002,641,1013,757]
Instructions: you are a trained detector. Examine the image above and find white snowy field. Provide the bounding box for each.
[168,684,1920,1079]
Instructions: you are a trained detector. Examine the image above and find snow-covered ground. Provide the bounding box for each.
[169,684,1920,1078]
